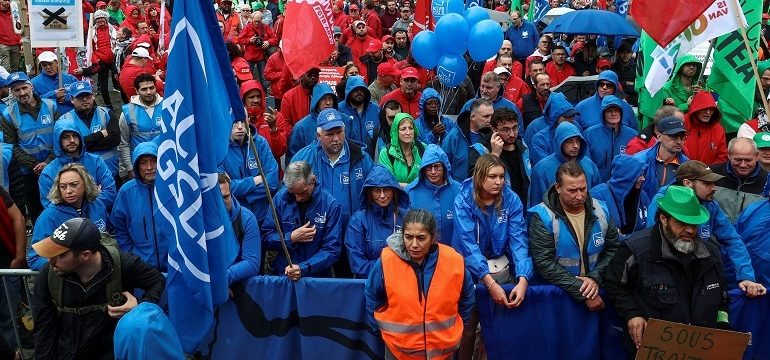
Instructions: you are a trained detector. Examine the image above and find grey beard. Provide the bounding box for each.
[671,238,696,254]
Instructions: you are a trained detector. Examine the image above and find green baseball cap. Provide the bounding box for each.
[252,1,265,10]
[754,132,770,149]
[656,186,710,225]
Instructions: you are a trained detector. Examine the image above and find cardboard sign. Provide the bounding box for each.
[29,0,84,47]
[318,66,345,87]
[636,319,751,360]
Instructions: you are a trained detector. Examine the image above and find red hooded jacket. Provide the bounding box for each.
[121,5,145,34]
[346,33,376,73]
[237,22,278,62]
[93,23,114,64]
[264,50,291,100]
[240,80,290,161]
[684,91,727,164]
[280,84,312,126]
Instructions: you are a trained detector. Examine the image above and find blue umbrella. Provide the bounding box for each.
[542,9,639,37]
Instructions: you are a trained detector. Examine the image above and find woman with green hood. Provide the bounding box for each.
[378,113,425,186]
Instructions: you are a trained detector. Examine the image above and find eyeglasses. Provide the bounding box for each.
[664,133,688,140]
[598,81,614,88]
[425,163,443,172]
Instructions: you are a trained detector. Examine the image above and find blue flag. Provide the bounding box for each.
[154,0,245,353]
[527,0,549,24]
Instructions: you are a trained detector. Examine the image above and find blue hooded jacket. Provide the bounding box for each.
[528,92,580,166]
[31,71,78,114]
[633,142,689,202]
[287,83,340,161]
[109,142,169,271]
[575,70,638,131]
[529,122,602,207]
[405,144,461,245]
[113,302,184,360]
[345,166,409,278]
[225,196,262,285]
[413,88,457,145]
[339,76,380,146]
[736,198,770,286]
[589,154,649,240]
[460,96,523,120]
[440,108,492,183]
[647,185,756,287]
[522,92,560,146]
[583,95,638,182]
[451,178,533,282]
[290,139,375,224]
[38,118,117,209]
[220,130,280,222]
[263,184,342,277]
[28,197,109,270]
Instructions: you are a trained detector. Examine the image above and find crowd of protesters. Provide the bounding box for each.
[2,0,770,358]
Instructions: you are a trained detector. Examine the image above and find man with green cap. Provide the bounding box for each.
[755,132,770,172]
[604,185,733,356]
[754,60,770,113]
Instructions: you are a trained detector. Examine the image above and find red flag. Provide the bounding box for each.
[630,0,716,47]
[411,0,434,36]
[282,0,336,79]
[596,0,606,10]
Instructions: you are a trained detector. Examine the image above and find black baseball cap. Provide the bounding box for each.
[32,218,101,258]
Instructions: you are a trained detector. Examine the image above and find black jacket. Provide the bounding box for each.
[467,133,531,208]
[521,92,544,128]
[33,248,165,360]
[604,224,728,353]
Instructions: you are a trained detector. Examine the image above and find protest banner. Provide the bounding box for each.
[318,66,345,87]
[636,319,750,360]
[28,0,83,48]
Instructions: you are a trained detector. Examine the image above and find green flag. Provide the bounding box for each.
[635,32,668,129]
[511,0,522,14]
[706,0,762,132]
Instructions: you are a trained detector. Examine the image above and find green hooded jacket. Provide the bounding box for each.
[378,113,424,184]
[660,55,702,113]
[755,60,770,113]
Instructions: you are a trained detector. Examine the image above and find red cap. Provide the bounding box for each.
[377,62,401,77]
[597,58,612,70]
[233,61,252,81]
[401,67,419,80]
[382,35,394,43]
[349,4,359,10]
[96,1,107,8]
[366,39,383,53]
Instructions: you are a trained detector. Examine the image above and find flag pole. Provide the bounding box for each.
[696,39,714,86]
[247,130,293,266]
[729,0,770,116]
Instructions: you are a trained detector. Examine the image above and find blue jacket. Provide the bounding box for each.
[405,144,461,244]
[30,72,78,114]
[574,70,638,131]
[220,131,280,222]
[504,21,539,60]
[345,166,409,278]
[59,106,120,176]
[736,199,770,286]
[2,97,57,172]
[287,83,339,162]
[28,199,109,270]
[522,92,563,146]
[113,302,184,360]
[528,92,579,166]
[413,88,457,145]
[226,197,262,285]
[121,100,163,150]
[440,109,491,183]
[290,139,374,224]
[39,118,117,209]
[647,185,756,287]
[339,76,380,146]
[110,142,168,271]
[529,122,601,207]
[460,96,522,120]
[0,140,11,189]
[589,154,649,240]
[364,234,475,335]
[582,95,638,182]
[263,184,342,277]
[633,142,688,202]
[451,178,533,282]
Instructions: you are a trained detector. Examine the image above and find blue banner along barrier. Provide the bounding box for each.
[210,278,769,359]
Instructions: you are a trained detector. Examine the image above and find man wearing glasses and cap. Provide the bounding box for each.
[633,116,689,202]
[31,51,79,114]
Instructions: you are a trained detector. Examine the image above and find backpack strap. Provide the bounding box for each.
[104,242,122,303]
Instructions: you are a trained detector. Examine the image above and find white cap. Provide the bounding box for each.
[353,20,366,27]
[131,47,154,60]
[93,9,109,20]
[38,51,58,63]
[493,66,510,75]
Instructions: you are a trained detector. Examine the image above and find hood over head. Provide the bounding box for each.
[686,91,722,125]
[360,165,410,209]
[672,54,702,80]
[240,79,267,116]
[53,118,85,158]
[343,75,372,104]
[416,143,451,180]
[131,141,158,176]
[418,88,440,114]
[545,92,576,127]
[113,302,184,360]
[389,112,420,147]
[595,69,620,93]
[554,121,587,162]
[311,83,338,115]
[601,94,624,120]
[607,153,647,202]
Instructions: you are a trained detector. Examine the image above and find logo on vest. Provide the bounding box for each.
[497,209,508,223]
[91,125,102,133]
[340,172,350,184]
[446,210,453,220]
[698,224,711,240]
[354,167,363,180]
[706,283,720,291]
[155,117,162,126]
[592,232,604,247]
[41,115,52,125]
[522,31,529,38]
[314,212,327,225]
[394,225,402,234]
[763,134,770,142]
[248,158,258,169]
[620,145,627,154]
[93,219,107,232]
[76,83,85,90]
[366,121,374,131]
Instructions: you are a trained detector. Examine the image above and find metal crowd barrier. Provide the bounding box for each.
[0,269,38,360]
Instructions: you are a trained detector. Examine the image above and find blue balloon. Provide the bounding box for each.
[463,6,490,30]
[432,0,465,21]
[435,13,469,55]
[436,55,468,87]
[411,30,441,69]
[467,19,504,62]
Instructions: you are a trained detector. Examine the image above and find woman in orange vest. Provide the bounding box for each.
[365,209,475,360]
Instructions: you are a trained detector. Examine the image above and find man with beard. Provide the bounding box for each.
[359,39,394,85]
[31,51,78,114]
[662,56,702,113]
[346,20,377,74]
[381,35,396,59]
[644,161,765,296]
[521,73,550,128]
[217,0,243,41]
[119,73,162,180]
[368,62,399,103]
[391,9,412,38]
[379,0,399,34]
[544,46,575,87]
[604,185,733,357]
[391,28,410,61]
[281,67,321,126]
[339,75,381,145]
[380,67,422,118]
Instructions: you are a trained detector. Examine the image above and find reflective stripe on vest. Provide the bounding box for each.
[532,199,608,276]
[6,99,56,161]
[374,243,464,360]
[61,107,119,173]
[122,103,162,149]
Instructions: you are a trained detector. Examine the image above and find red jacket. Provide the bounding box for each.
[119,61,164,98]
[363,9,382,38]
[333,12,350,28]
[217,10,242,41]
[380,88,422,118]
[237,22,278,62]
[483,59,523,79]
[684,91,728,165]
[264,50,289,100]
[0,9,21,46]
[92,24,114,64]
[240,80,290,160]
[545,62,576,87]
[121,5,145,35]
[346,34,376,72]
[280,84,312,126]
[501,76,531,110]
[340,26,376,50]
[625,134,657,156]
